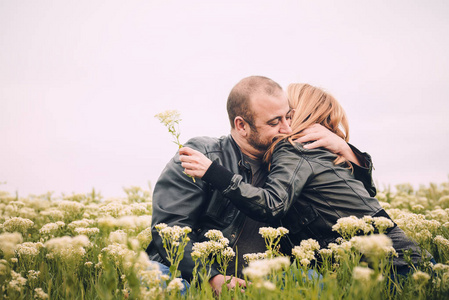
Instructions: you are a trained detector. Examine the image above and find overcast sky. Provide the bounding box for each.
[1,0,448,198]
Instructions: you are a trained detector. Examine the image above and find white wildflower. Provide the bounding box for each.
[412,271,431,284]
[2,217,34,233]
[74,227,100,236]
[34,287,49,299]
[0,232,23,257]
[166,278,184,292]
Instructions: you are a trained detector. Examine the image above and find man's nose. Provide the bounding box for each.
[279,118,292,134]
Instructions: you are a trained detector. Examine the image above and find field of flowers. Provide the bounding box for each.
[1,180,449,299]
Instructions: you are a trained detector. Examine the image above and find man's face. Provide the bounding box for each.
[246,91,292,152]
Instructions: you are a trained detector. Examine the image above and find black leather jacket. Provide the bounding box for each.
[202,140,385,251]
[146,135,376,281]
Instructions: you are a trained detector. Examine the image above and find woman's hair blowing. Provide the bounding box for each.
[263,83,350,168]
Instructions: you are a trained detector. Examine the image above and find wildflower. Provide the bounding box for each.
[155,110,181,129]
[100,202,128,217]
[155,109,195,182]
[167,278,184,292]
[68,219,94,230]
[319,248,333,258]
[438,195,449,208]
[372,217,395,234]
[378,201,391,209]
[109,230,128,244]
[0,232,23,257]
[155,223,168,231]
[130,202,150,215]
[39,222,65,235]
[242,256,290,280]
[74,227,100,236]
[433,263,449,272]
[97,216,117,229]
[2,217,34,233]
[8,270,27,292]
[205,229,224,241]
[28,270,40,280]
[259,227,288,239]
[58,200,85,215]
[352,266,374,282]
[16,242,44,257]
[44,235,91,261]
[434,235,449,251]
[254,280,276,291]
[350,234,397,260]
[101,243,136,268]
[412,205,425,212]
[0,260,8,276]
[40,208,64,220]
[192,240,224,258]
[292,238,320,265]
[243,252,268,264]
[137,227,153,246]
[34,287,49,299]
[415,229,433,244]
[332,216,373,239]
[412,271,431,284]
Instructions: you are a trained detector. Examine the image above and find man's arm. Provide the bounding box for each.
[149,145,220,282]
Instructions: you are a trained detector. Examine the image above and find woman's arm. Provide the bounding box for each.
[180,142,311,222]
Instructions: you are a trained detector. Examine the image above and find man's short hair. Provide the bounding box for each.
[227,76,283,129]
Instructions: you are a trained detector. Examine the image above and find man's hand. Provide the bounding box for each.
[296,124,361,166]
[209,274,248,295]
[179,147,213,178]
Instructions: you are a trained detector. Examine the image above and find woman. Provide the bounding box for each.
[179,83,428,274]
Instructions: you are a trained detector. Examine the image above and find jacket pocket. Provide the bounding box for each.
[285,204,328,245]
[203,190,237,226]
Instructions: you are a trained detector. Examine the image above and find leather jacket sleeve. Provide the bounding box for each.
[348,143,377,197]
[203,142,312,222]
[150,144,221,281]
[202,141,376,222]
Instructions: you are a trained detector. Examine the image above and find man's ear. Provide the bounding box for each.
[234,117,248,137]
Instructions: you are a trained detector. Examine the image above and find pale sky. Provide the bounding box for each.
[1,0,448,198]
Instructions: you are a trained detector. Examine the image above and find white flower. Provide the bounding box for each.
[8,270,27,292]
[332,216,373,239]
[109,230,128,244]
[412,271,431,284]
[350,234,397,259]
[74,227,100,236]
[44,235,91,261]
[204,229,224,241]
[372,217,395,233]
[2,217,34,233]
[255,280,276,291]
[259,227,289,239]
[16,242,44,257]
[243,252,267,264]
[166,278,184,292]
[0,232,23,257]
[352,266,374,282]
[242,256,290,279]
[39,222,65,235]
[34,287,49,299]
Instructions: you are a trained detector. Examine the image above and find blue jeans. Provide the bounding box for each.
[150,261,190,295]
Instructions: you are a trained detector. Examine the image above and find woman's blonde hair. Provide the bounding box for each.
[263,83,350,168]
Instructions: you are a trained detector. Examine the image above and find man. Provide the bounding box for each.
[145,76,375,293]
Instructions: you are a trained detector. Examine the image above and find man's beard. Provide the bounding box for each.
[247,128,272,152]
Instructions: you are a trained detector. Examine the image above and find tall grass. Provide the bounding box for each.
[1,180,449,299]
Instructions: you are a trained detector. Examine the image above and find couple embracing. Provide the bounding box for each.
[146,76,429,294]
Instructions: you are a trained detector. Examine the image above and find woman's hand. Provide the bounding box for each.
[179,147,212,178]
